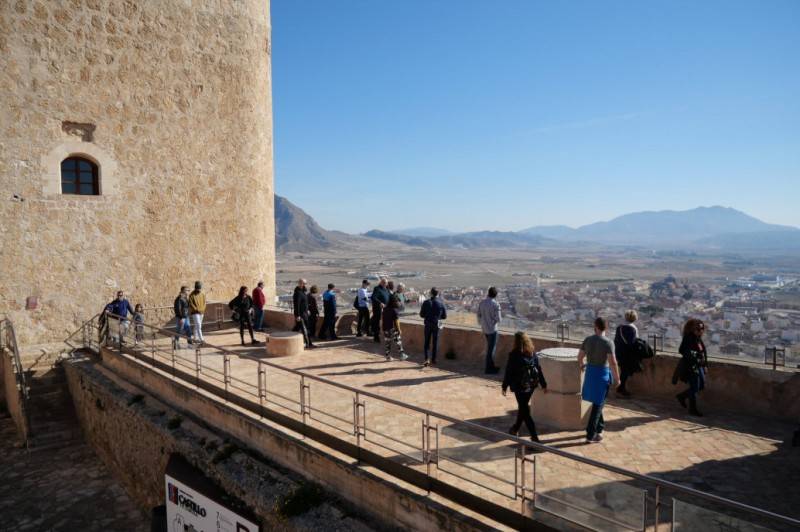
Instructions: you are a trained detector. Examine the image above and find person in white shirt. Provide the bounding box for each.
[477,286,502,374]
[355,279,371,337]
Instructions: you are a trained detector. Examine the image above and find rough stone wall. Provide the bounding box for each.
[0,0,276,347]
[63,357,375,531]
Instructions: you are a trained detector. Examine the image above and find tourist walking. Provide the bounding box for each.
[419,287,447,367]
[188,281,206,344]
[371,277,391,343]
[173,286,192,348]
[252,281,266,332]
[292,279,314,349]
[307,285,320,339]
[105,290,133,344]
[674,318,709,417]
[229,286,261,346]
[382,295,408,361]
[133,304,145,344]
[477,286,502,374]
[578,317,621,444]
[319,283,338,340]
[355,279,371,337]
[613,310,640,397]
[502,332,547,443]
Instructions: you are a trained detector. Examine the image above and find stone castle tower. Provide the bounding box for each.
[0,0,276,345]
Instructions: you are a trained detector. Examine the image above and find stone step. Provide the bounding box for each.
[28,427,82,450]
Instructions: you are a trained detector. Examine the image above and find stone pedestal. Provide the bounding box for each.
[265,331,304,357]
[534,347,590,430]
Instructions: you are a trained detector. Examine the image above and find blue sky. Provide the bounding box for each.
[271,1,800,233]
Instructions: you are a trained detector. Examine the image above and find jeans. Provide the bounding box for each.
[191,313,204,342]
[319,314,337,339]
[293,317,311,347]
[586,386,609,440]
[512,391,538,438]
[485,332,498,370]
[371,305,383,341]
[308,314,318,339]
[356,307,370,335]
[174,318,192,347]
[424,325,440,362]
[254,306,264,331]
[239,315,255,342]
[688,368,706,399]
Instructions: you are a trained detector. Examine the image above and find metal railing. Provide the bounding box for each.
[70,312,800,531]
[0,318,31,446]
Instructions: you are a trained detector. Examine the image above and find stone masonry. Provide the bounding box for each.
[0,0,276,347]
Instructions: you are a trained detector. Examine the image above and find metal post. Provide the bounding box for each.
[118,318,123,350]
[223,353,229,399]
[151,330,156,362]
[194,346,200,385]
[514,447,520,501]
[520,452,527,515]
[423,414,431,484]
[300,375,307,425]
[258,361,265,415]
[654,485,661,532]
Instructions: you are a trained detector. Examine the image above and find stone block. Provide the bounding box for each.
[538,351,582,394]
[265,332,303,357]
[533,390,590,431]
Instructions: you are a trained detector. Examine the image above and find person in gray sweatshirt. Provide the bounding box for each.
[477,287,502,374]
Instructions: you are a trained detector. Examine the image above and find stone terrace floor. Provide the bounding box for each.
[0,416,148,532]
[126,326,800,530]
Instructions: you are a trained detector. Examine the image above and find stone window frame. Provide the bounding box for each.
[42,141,118,197]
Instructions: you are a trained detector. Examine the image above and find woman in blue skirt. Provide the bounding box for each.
[578,317,621,444]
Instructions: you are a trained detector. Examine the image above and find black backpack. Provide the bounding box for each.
[352,295,360,309]
[632,338,655,360]
[521,358,541,390]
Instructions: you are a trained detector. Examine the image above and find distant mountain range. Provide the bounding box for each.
[519,206,798,246]
[276,198,800,254]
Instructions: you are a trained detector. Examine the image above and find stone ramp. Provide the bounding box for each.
[0,414,147,532]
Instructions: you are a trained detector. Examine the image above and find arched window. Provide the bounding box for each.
[61,156,99,195]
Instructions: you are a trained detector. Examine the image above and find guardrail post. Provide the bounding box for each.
[223,353,230,400]
[299,375,309,427]
[194,345,200,386]
[150,330,156,362]
[557,322,569,342]
[654,485,661,532]
[258,361,265,416]
[648,333,663,355]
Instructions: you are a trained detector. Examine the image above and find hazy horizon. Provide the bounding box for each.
[272,1,800,234]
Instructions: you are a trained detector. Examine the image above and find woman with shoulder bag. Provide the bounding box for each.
[229,286,261,347]
[502,331,548,443]
[675,318,709,417]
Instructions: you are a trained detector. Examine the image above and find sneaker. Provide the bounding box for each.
[251,340,262,345]
[306,344,316,349]
[385,355,393,361]
[593,434,604,443]
[423,360,430,367]
[399,353,409,361]
[508,426,519,437]
[585,438,597,444]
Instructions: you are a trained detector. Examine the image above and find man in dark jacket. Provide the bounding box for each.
[173,286,192,348]
[292,279,314,348]
[419,287,447,366]
[319,283,338,340]
[105,290,133,344]
[370,277,391,343]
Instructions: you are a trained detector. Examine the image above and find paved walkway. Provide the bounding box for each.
[0,416,148,532]
[124,326,800,530]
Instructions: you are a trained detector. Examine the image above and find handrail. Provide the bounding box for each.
[91,311,800,528]
[1,319,29,402]
[1,318,31,447]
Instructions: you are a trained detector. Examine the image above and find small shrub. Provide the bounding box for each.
[211,443,238,464]
[127,394,145,406]
[276,482,326,518]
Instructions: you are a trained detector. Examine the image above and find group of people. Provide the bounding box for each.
[293,276,449,365]
[105,281,715,446]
